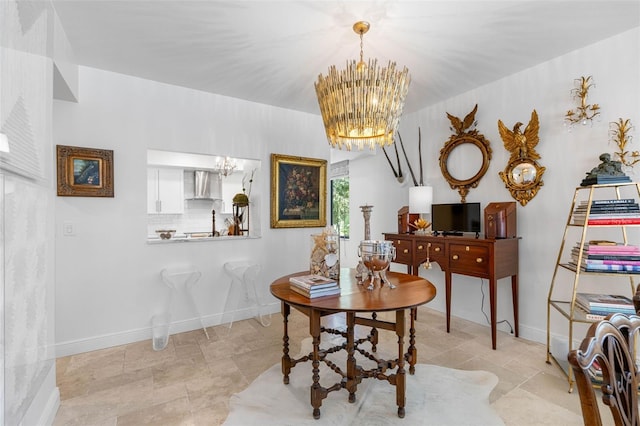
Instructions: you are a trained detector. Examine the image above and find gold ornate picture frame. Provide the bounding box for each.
[270,153,326,228]
[56,145,114,197]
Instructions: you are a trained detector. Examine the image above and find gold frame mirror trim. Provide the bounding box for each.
[497,110,544,206]
[439,104,492,203]
[499,159,545,206]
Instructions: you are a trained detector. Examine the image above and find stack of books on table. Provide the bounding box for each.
[573,198,640,226]
[570,241,640,273]
[575,292,636,320]
[289,274,340,298]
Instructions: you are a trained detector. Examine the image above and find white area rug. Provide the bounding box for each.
[225,337,504,425]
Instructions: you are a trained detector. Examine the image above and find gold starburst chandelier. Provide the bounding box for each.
[315,21,411,151]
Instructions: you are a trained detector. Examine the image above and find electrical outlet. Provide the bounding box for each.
[63,221,75,236]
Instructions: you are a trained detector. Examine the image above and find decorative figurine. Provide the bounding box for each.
[581,153,630,186]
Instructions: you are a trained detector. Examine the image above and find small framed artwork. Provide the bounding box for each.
[270,153,327,228]
[56,145,114,197]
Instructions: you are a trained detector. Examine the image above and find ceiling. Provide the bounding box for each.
[51,1,640,115]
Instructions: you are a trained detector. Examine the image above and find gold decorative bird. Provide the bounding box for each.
[447,104,478,135]
[498,110,540,162]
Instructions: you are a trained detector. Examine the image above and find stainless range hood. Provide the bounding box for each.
[188,170,221,200]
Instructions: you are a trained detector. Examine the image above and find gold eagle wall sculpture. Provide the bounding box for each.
[497,110,545,206]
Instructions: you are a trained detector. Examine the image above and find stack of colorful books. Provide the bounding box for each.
[573,198,640,226]
[575,292,636,320]
[289,274,340,298]
[570,241,640,273]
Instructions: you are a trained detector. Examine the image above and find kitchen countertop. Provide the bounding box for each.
[147,235,260,244]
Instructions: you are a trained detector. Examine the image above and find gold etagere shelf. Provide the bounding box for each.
[546,182,640,392]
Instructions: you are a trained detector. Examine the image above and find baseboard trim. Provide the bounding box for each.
[55,303,279,357]
[19,362,59,426]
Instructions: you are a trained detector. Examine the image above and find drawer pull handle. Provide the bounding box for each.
[403,249,409,254]
[476,258,483,263]
[466,246,470,251]
[452,254,459,260]
[418,245,424,250]
[435,247,441,252]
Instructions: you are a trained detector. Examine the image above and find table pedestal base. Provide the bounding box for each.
[280,303,418,419]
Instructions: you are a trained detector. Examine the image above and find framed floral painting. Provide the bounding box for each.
[56,145,114,197]
[270,153,327,228]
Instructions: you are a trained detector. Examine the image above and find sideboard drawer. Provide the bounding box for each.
[427,241,446,265]
[390,238,413,265]
[449,243,490,276]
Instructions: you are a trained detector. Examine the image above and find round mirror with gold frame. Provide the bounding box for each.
[439,136,491,203]
[499,158,545,206]
[440,105,492,203]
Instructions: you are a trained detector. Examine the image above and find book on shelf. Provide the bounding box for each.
[571,248,640,262]
[578,302,637,314]
[587,360,603,384]
[576,202,639,209]
[589,198,636,205]
[586,309,636,319]
[584,259,640,266]
[580,176,632,186]
[571,246,640,260]
[575,305,610,321]
[575,212,640,219]
[289,283,341,298]
[585,312,607,321]
[587,255,640,261]
[586,218,640,225]
[584,243,640,253]
[576,292,635,310]
[583,263,640,272]
[289,274,337,290]
[578,199,637,204]
[574,208,640,216]
[566,261,640,274]
[574,210,640,218]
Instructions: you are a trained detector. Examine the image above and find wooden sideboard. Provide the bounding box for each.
[383,233,519,349]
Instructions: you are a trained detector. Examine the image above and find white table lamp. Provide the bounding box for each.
[409,185,433,214]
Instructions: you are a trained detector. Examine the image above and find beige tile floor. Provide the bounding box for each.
[54,307,595,426]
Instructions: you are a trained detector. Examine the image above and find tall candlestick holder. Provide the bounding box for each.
[356,205,373,279]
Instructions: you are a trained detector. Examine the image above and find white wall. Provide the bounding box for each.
[53,67,331,355]
[353,27,640,346]
[2,1,63,424]
[54,26,639,357]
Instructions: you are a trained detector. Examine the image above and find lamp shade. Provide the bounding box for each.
[409,185,433,214]
[0,132,9,153]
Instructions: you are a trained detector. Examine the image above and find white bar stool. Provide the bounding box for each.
[223,261,271,329]
[160,266,210,341]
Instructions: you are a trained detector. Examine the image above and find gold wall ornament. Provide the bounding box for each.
[610,118,639,169]
[314,21,411,151]
[564,76,600,127]
[497,110,545,206]
[439,104,492,203]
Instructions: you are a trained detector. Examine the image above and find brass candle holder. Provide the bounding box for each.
[565,76,600,127]
[610,118,638,168]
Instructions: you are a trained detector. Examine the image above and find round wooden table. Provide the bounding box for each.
[270,268,436,419]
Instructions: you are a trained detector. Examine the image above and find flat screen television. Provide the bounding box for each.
[431,202,481,235]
